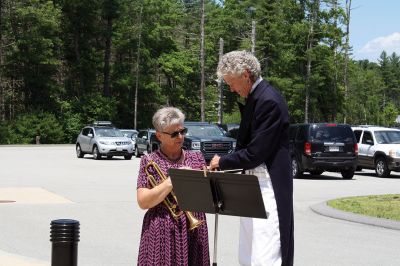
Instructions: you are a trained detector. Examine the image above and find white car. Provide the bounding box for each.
[352,126,400,177]
[76,121,134,160]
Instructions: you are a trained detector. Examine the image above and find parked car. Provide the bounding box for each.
[120,129,138,140]
[352,126,400,177]
[135,129,156,157]
[151,122,237,162]
[120,129,138,151]
[76,121,134,160]
[289,123,358,179]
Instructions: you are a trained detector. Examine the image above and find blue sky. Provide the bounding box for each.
[350,0,400,62]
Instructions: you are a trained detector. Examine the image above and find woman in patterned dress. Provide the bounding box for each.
[137,107,210,266]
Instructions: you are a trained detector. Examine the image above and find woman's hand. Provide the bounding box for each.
[163,177,173,191]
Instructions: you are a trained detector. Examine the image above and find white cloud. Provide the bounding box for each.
[357,32,400,61]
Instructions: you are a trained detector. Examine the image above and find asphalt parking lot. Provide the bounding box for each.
[0,145,399,266]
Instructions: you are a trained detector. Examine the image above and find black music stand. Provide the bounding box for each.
[168,168,268,266]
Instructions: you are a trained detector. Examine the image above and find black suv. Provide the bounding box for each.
[289,123,358,179]
[151,122,237,162]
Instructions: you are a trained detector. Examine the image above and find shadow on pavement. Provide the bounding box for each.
[296,173,353,180]
[355,171,400,179]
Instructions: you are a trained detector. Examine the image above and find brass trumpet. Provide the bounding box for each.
[145,161,204,231]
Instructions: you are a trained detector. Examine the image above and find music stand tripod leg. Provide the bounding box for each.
[212,213,219,266]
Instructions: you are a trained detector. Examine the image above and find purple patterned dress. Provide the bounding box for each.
[137,150,210,266]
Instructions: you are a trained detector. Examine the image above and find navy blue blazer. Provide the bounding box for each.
[219,79,294,266]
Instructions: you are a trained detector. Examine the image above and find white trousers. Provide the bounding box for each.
[239,164,282,266]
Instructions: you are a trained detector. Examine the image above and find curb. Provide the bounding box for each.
[310,201,400,231]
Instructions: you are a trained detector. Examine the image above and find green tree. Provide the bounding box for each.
[8,112,65,144]
[60,0,102,98]
[5,0,62,111]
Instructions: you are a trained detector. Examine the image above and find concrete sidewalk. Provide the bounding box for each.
[0,145,240,265]
[2,145,400,266]
[0,187,69,265]
[0,249,48,266]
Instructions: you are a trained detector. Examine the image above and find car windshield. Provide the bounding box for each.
[95,128,124,137]
[310,126,354,142]
[186,125,225,137]
[374,131,400,144]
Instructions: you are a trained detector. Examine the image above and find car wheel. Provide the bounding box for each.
[375,157,391,178]
[76,144,84,158]
[93,146,101,160]
[135,146,140,158]
[291,157,302,178]
[356,166,362,171]
[341,169,354,179]
[310,170,323,176]
[124,155,132,160]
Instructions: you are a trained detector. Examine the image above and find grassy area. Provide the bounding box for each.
[327,194,400,221]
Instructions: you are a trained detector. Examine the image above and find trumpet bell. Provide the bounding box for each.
[185,211,205,231]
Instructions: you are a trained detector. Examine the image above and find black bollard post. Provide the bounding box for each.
[50,219,80,266]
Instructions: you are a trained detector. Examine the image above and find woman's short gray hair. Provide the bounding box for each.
[217,50,261,81]
[152,107,185,132]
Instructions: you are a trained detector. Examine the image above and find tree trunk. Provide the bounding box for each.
[134,5,143,130]
[9,85,12,119]
[103,16,112,97]
[343,0,352,123]
[0,0,4,121]
[305,0,319,123]
[199,0,205,122]
[218,38,223,124]
[74,33,83,95]
[251,20,256,54]
[332,0,338,122]
[5,0,20,119]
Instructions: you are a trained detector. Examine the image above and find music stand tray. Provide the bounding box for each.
[168,168,268,218]
[168,168,268,266]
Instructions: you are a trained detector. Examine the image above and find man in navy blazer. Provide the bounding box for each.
[210,50,293,266]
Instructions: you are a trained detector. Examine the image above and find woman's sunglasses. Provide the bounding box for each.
[162,127,188,138]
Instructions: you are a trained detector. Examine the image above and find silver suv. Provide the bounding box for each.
[352,126,400,177]
[76,121,134,160]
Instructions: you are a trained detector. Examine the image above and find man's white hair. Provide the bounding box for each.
[152,107,185,132]
[217,50,261,81]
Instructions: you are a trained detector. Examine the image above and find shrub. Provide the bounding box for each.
[9,112,65,144]
[0,121,11,144]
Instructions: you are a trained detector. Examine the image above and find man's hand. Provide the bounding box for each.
[209,154,220,170]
